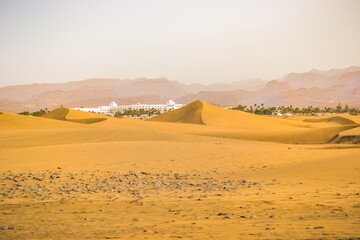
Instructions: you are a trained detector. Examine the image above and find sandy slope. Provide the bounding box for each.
[0,101,359,239]
[330,126,360,144]
[43,108,107,124]
[0,112,85,130]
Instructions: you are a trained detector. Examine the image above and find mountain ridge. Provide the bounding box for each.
[1,66,359,112]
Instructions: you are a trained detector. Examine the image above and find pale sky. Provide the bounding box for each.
[0,0,359,87]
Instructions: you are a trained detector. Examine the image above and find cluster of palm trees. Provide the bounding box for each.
[18,108,49,117]
[113,108,161,118]
[232,103,359,115]
[232,103,273,115]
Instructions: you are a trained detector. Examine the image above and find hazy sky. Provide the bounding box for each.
[0,0,359,87]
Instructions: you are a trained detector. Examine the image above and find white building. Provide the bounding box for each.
[72,100,183,116]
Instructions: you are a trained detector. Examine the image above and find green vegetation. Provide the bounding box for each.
[232,104,273,115]
[114,108,161,118]
[18,109,50,117]
[232,103,360,116]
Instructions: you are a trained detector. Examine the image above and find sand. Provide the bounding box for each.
[0,101,359,239]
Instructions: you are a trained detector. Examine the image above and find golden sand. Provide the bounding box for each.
[0,101,359,239]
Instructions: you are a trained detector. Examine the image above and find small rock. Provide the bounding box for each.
[217,213,229,216]
[265,227,275,230]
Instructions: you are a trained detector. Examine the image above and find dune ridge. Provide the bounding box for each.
[329,126,360,144]
[148,100,205,124]
[149,100,360,144]
[43,108,107,124]
[303,116,356,125]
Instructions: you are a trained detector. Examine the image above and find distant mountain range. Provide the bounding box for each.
[1,66,359,113]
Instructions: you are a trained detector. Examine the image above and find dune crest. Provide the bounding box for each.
[303,116,356,125]
[328,126,360,144]
[149,100,205,124]
[150,100,309,130]
[43,108,107,124]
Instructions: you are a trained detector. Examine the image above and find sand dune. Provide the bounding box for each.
[150,100,309,129]
[0,112,84,130]
[148,100,205,124]
[303,115,356,125]
[288,115,359,125]
[343,115,360,123]
[190,124,357,144]
[148,100,359,144]
[43,108,107,124]
[329,126,360,144]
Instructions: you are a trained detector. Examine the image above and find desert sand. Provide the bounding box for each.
[0,101,359,239]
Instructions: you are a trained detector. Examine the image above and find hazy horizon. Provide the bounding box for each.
[1,0,359,87]
[1,65,360,88]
